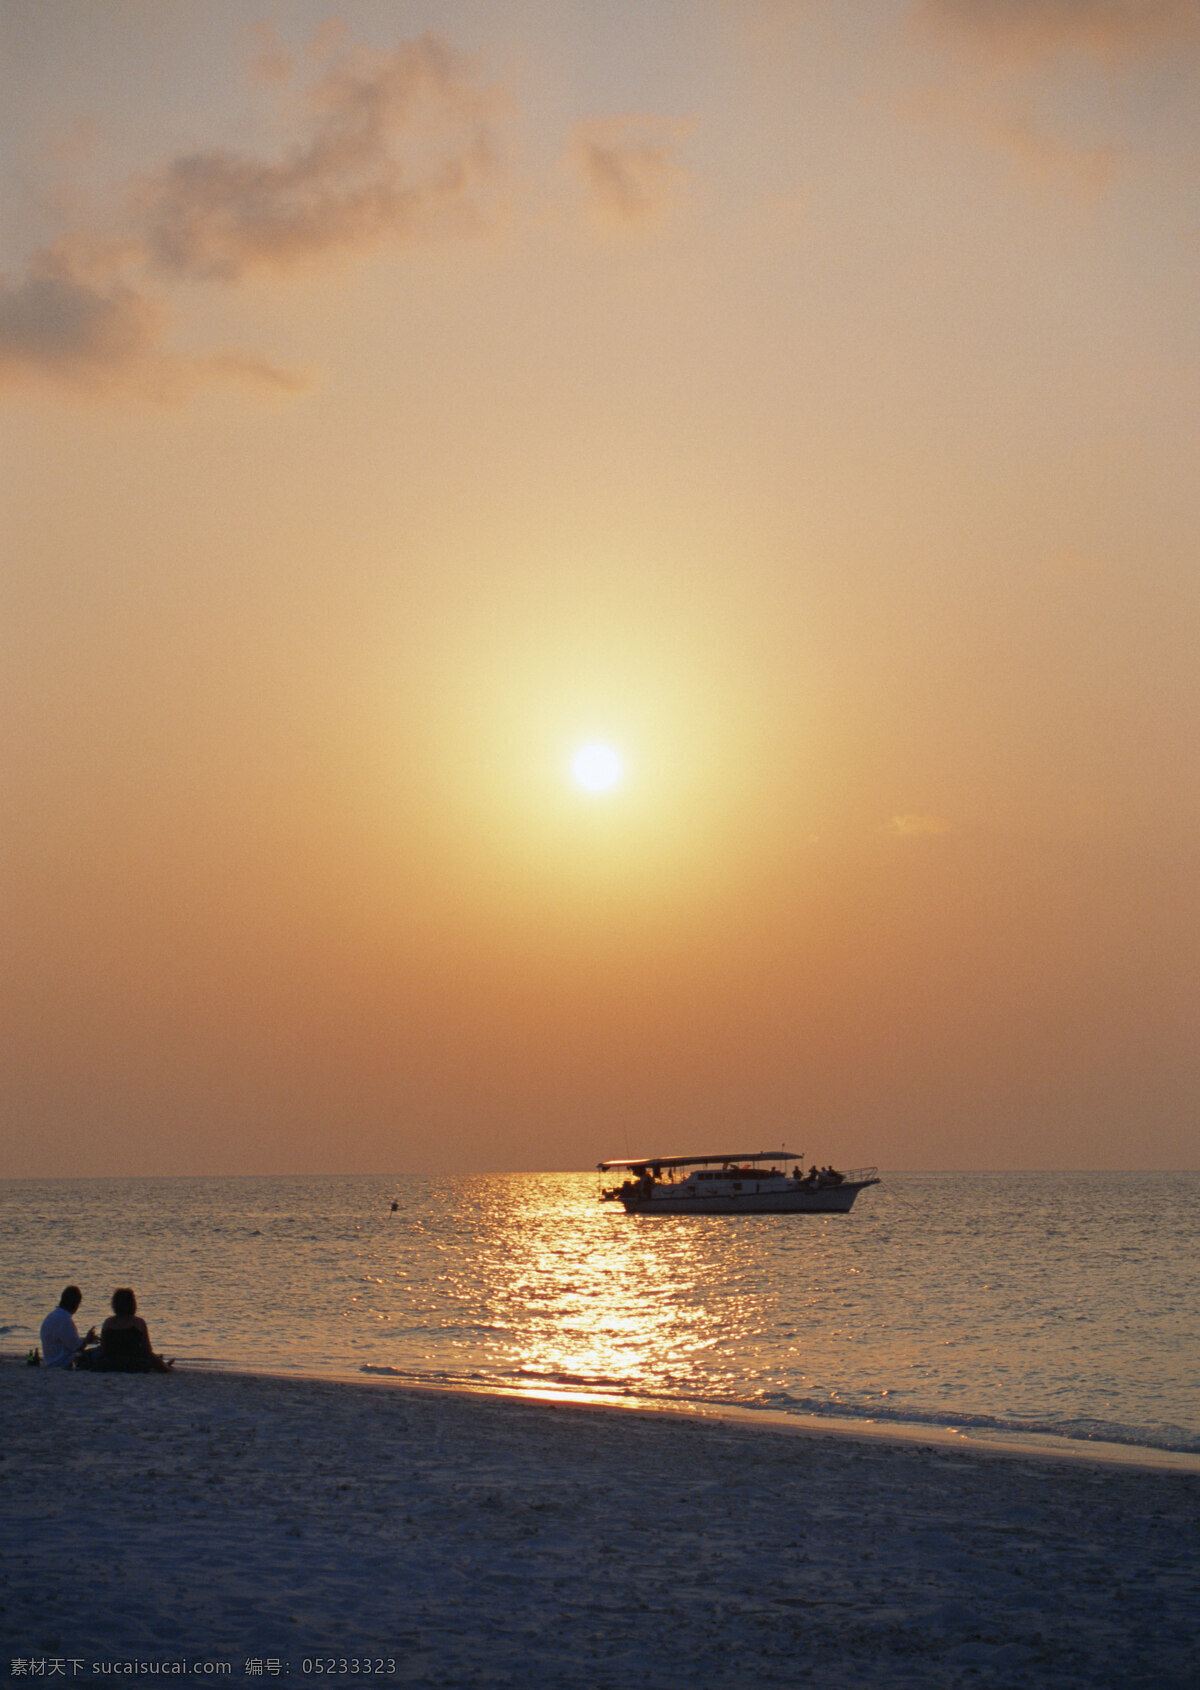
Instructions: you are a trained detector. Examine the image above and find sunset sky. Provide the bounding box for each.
[3,0,1198,1177]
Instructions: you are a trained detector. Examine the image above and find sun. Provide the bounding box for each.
[570,742,623,793]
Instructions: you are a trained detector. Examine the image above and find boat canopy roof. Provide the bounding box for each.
[597,1149,803,1172]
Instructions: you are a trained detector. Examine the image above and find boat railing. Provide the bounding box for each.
[840,1167,880,1185]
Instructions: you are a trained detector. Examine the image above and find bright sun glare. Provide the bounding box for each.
[571,742,623,793]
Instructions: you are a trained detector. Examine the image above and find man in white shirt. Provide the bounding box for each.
[40,1286,98,1369]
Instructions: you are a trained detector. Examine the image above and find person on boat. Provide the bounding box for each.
[40,1286,98,1370]
[95,1288,173,1373]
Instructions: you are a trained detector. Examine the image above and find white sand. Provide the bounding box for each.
[2,1362,1197,1689]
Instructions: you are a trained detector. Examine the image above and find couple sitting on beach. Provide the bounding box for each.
[41,1286,173,1373]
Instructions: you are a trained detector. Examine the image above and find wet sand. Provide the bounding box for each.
[2,1361,1197,1688]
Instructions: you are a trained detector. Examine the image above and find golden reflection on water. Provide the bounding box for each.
[370,1170,868,1408]
[448,1174,753,1399]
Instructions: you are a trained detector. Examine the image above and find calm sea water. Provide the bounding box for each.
[2,1172,1196,1454]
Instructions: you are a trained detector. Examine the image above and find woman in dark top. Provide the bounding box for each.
[98,1288,173,1373]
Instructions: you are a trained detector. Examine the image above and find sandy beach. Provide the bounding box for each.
[2,1363,1197,1689]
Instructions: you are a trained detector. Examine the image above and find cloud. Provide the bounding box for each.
[887,814,954,836]
[916,0,1200,65]
[0,32,505,401]
[905,80,1119,189]
[136,35,505,282]
[245,21,294,87]
[566,116,691,227]
[0,246,303,400]
[906,1,1199,186]
[0,250,159,381]
[198,351,310,394]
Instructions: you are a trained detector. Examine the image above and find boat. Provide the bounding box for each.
[597,1150,880,1214]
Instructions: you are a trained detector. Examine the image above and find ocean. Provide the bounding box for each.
[2,1170,1196,1455]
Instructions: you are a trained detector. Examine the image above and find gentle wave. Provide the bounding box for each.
[755,1392,1200,1455]
[358,1362,1200,1455]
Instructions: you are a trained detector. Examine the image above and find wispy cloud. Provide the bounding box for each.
[0,32,505,401]
[566,116,691,227]
[917,0,1200,66]
[0,250,158,387]
[904,79,1119,189]
[0,244,303,400]
[136,35,505,282]
[244,20,294,87]
[909,0,1200,184]
[887,813,954,836]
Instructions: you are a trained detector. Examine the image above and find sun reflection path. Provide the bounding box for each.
[364,1171,860,1412]
[461,1175,764,1400]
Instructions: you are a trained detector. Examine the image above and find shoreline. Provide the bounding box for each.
[4,1359,1198,1686]
[15,1350,1192,1475]
[351,1367,1200,1473]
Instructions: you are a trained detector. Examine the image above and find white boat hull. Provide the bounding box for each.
[616,1178,878,1215]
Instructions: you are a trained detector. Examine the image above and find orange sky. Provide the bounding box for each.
[2,1,1198,1174]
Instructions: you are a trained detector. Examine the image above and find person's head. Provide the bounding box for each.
[111,1287,137,1319]
[59,1286,82,1313]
